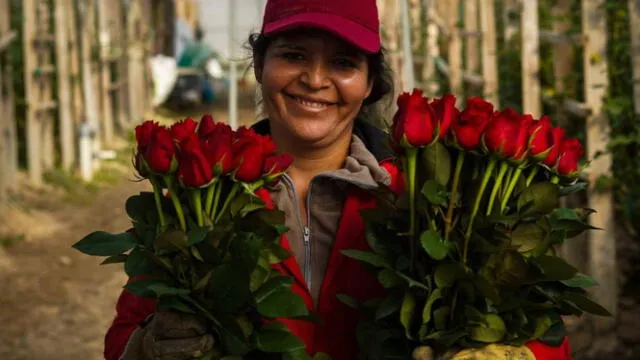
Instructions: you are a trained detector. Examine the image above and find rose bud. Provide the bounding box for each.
[135,120,160,152]
[542,126,566,167]
[263,153,294,186]
[512,113,535,161]
[391,88,438,148]
[232,132,274,183]
[177,133,214,187]
[197,114,216,139]
[144,126,178,174]
[203,124,234,175]
[451,97,494,150]
[134,120,161,177]
[170,117,198,143]
[555,137,584,176]
[528,116,554,160]
[482,108,521,158]
[430,93,458,140]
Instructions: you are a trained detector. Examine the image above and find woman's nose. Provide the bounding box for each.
[299,61,331,89]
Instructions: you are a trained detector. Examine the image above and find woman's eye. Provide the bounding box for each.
[280,52,304,61]
[333,58,358,69]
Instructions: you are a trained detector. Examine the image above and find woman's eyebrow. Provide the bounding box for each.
[274,43,306,51]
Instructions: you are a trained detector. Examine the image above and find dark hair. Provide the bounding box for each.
[246,32,395,128]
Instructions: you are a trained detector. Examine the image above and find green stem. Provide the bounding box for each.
[525,166,539,187]
[500,166,524,213]
[463,157,497,264]
[149,177,167,231]
[203,179,217,218]
[214,182,241,224]
[445,151,465,241]
[501,167,514,199]
[165,176,187,232]
[486,162,510,216]
[551,175,560,184]
[210,179,222,221]
[406,148,418,272]
[190,189,204,227]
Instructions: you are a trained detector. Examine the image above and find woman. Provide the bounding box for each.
[105,1,571,359]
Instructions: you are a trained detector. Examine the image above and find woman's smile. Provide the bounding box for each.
[284,93,336,113]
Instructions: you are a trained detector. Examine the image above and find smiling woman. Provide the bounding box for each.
[104,1,571,360]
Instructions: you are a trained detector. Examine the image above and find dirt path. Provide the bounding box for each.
[0,172,150,360]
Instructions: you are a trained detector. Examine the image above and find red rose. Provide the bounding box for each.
[144,126,177,174]
[177,133,214,187]
[170,117,198,143]
[451,97,494,150]
[542,126,566,167]
[512,114,535,161]
[528,116,554,160]
[202,123,234,175]
[232,129,277,182]
[482,108,522,158]
[197,114,216,139]
[391,89,438,148]
[555,138,584,176]
[135,120,160,152]
[430,93,458,140]
[263,153,294,186]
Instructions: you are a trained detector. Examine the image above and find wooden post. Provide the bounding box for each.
[521,0,541,117]
[79,0,102,178]
[38,1,55,171]
[479,0,499,107]
[23,0,42,184]
[582,0,616,337]
[502,0,519,44]
[630,0,640,115]
[0,0,18,200]
[126,0,145,124]
[447,0,463,104]
[422,0,440,97]
[66,0,84,130]
[97,0,115,146]
[380,0,403,98]
[54,0,75,171]
[464,0,479,77]
[112,0,128,130]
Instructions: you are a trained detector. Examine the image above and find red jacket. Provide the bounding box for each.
[104,160,571,360]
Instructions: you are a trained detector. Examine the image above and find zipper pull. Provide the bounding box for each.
[303,226,310,244]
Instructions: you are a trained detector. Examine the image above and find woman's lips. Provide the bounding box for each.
[285,93,336,112]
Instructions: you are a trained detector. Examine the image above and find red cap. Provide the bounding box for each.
[262,0,381,54]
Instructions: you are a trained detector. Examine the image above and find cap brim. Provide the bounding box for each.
[263,12,381,54]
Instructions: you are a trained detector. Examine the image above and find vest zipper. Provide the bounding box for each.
[282,174,313,292]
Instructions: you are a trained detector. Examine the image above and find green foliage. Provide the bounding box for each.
[342,145,608,357]
[73,188,313,358]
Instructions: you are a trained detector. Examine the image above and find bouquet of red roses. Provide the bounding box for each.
[73,115,314,359]
[341,90,610,358]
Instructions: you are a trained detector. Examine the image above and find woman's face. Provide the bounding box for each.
[256,30,373,147]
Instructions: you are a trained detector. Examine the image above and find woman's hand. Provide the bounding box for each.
[412,344,536,360]
[122,310,216,360]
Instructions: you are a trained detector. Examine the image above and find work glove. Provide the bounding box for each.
[121,310,216,360]
[412,344,536,360]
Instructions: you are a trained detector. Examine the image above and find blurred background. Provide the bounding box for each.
[0,0,638,359]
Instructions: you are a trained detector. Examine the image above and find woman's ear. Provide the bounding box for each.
[253,55,264,84]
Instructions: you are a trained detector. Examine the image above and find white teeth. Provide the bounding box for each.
[294,97,328,109]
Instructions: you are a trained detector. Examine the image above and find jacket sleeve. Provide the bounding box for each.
[526,337,572,360]
[104,279,157,360]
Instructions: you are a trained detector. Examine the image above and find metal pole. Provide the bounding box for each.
[228,0,238,129]
[400,0,415,91]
